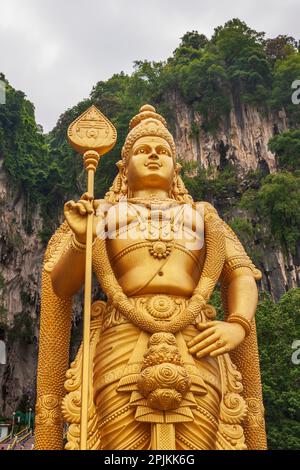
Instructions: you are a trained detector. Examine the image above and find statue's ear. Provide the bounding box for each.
[175,162,182,174]
[116,160,124,170]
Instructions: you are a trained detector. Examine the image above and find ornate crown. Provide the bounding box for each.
[121,104,176,164]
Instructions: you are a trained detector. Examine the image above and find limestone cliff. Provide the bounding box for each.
[171,90,287,173]
[169,92,299,300]
[0,154,42,417]
[0,153,91,418]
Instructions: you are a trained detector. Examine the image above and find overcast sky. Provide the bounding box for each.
[0,0,299,131]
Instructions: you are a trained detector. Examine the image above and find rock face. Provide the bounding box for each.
[169,92,299,300]
[258,245,299,301]
[0,154,91,418]
[0,97,298,418]
[0,154,43,418]
[171,90,287,174]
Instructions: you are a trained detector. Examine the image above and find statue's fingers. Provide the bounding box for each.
[196,321,218,330]
[187,327,216,348]
[77,200,94,214]
[74,202,87,216]
[196,342,220,359]
[64,200,76,212]
[80,192,94,201]
[210,345,229,358]
[188,333,219,355]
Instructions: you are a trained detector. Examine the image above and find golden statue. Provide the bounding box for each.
[34,104,267,450]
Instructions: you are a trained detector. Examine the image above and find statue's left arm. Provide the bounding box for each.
[188,203,267,450]
[188,203,262,359]
[219,218,262,323]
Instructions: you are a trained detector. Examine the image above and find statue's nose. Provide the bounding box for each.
[149,150,159,159]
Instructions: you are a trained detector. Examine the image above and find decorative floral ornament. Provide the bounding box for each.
[137,332,192,411]
[149,241,172,259]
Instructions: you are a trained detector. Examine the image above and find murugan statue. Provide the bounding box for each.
[35,104,267,450]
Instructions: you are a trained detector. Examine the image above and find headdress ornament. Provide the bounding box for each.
[121,104,176,164]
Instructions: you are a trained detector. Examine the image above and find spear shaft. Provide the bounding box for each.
[80,153,99,449]
[67,105,117,450]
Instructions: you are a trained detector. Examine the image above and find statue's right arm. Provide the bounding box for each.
[50,239,86,298]
[50,195,101,298]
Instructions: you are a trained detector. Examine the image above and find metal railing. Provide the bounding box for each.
[5,427,30,450]
[16,430,32,445]
[0,432,13,445]
[7,436,18,450]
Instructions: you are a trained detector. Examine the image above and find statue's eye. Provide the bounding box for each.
[138,148,145,153]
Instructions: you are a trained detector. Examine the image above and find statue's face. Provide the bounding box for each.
[127,136,175,193]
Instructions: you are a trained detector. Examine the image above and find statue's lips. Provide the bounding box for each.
[145,162,161,169]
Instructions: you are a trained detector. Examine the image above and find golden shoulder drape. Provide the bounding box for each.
[35,222,73,450]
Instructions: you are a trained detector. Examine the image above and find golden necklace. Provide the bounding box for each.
[127,201,185,259]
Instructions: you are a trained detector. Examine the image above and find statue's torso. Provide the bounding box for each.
[104,201,205,297]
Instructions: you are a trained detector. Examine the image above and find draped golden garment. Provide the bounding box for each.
[93,298,222,450]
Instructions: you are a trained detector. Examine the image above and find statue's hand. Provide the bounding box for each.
[64,192,101,244]
[187,321,246,359]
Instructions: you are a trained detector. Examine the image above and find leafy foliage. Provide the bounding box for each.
[182,165,239,202]
[241,172,300,253]
[0,75,49,205]
[264,35,298,64]
[268,129,300,171]
[256,289,300,449]
[270,53,300,126]
[212,19,272,105]
[211,288,300,450]
[229,216,254,240]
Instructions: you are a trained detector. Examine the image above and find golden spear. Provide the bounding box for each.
[67,105,117,450]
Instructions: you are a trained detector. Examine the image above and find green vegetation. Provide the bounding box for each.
[268,129,300,171]
[256,289,300,449]
[240,171,300,254]
[229,216,254,240]
[181,165,239,202]
[210,288,300,450]
[270,53,300,127]
[0,75,49,205]
[212,19,272,106]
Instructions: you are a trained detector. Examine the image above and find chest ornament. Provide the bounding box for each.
[149,241,172,259]
[128,202,184,260]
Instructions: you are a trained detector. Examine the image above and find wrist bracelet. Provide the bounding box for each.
[71,234,97,251]
[227,314,252,336]
[71,234,86,251]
